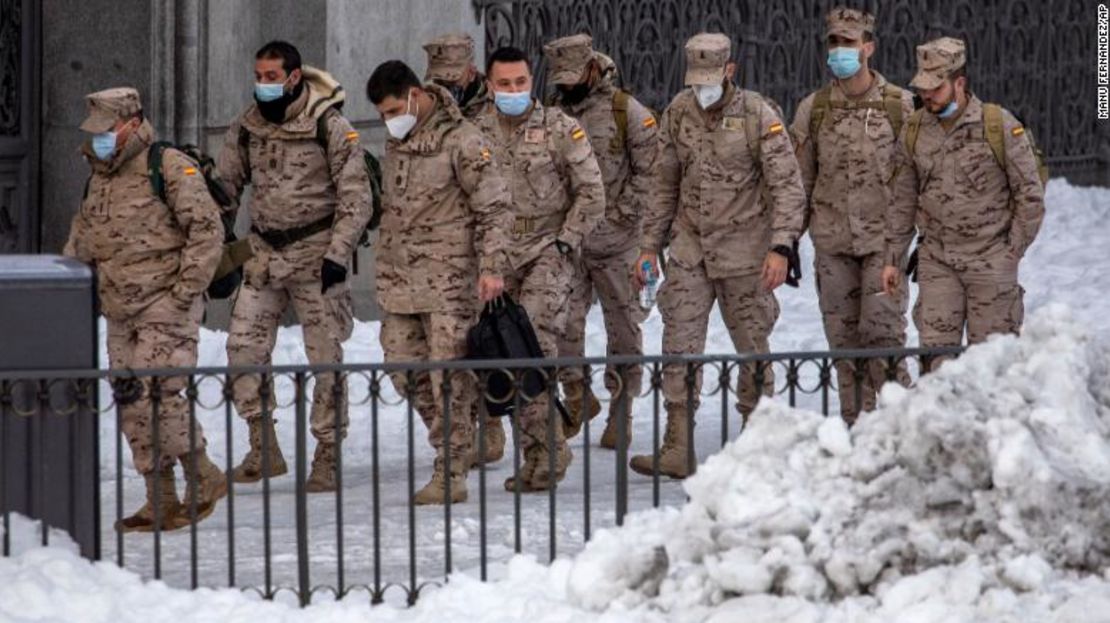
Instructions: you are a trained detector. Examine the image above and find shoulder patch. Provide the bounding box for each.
[767,123,785,135]
[571,127,587,141]
[183,166,198,176]
[1011,126,1025,137]
[642,117,657,129]
[345,131,360,143]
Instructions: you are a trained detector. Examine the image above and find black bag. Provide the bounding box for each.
[466,295,568,422]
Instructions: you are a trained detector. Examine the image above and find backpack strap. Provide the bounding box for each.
[982,103,1007,172]
[147,141,173,203]
[743,91,764,165]
[315,107,340,152]
[808,85,833,139]
[610,89,630,153]
[905,108,925,158]
[237,124,252,182]
[881,83,905,138]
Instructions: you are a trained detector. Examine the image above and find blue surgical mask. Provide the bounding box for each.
[494,91,532,117]
[937,99,959,119]
[254,82,286,102]
[827,47,861,79]
[91,131,117,161]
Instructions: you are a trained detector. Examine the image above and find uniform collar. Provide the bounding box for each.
[83,119,154,175]
[830,70,887,101]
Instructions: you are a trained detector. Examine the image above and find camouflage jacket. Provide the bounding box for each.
[885,95,1045,270]
[64,120,223,321]
[217,68,372,287]
[376,84,513,315]
[553,65,658,255]
[643,84,806,279]
[791,72,915,257]
[473,99,605,271]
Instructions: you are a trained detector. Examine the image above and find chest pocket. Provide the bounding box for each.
[249,136,285,187]
[518,143,562,202]
[955,137,999,193]
[713,121,754,177]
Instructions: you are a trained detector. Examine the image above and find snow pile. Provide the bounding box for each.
[567,304,1110,620]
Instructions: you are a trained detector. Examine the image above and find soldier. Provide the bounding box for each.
[633,33,806,479]
[789,7,914,425]
[423,33,492,119]
[64,87,226,532]
[424,33,506,466]
[473,46,605,492]
[543,34,658,449]
[366,60,512,504]
[218,41,372,492]
[883,37,1045,367]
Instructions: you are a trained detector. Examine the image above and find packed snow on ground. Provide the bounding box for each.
[5,304,1110,620]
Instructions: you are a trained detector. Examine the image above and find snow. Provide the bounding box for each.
[3,179,1110,621]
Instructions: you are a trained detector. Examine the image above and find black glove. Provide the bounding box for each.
[555,239,573,256]
[771,243,802,288]
[321,259,348,293]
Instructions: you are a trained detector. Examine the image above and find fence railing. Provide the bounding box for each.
[0,346,962,606]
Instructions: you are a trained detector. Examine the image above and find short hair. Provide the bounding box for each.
[949,66,968,88]
[366,60,422,105]
[486,46,530,76]
[255,40,302,74]
[862,32,875,43]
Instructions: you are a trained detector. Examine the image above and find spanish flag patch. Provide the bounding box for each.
[643,117,657,129]
[1011,127,1025,137]
[768,123,784,135]
[571,127,587,141]
[183,167,197,176]
[346,131,360,143]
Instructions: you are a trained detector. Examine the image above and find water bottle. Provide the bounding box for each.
[639,260,658,310]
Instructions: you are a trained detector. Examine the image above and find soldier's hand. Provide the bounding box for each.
[761,252,788,291]
[478,274,505,303]
[321,259,348,294]
[632,252,659,288]
[881,265,901,296]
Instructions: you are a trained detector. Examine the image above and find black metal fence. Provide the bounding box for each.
[476,0,1110,186]
[0,347,962,606]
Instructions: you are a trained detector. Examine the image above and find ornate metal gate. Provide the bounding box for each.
[477,0,1109,185]
[0,0,40,252]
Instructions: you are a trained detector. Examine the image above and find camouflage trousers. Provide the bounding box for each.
[503,246,571,451]
[557,244,645,396]
[227,279,354,443]
[381,311,475,465]
[658,262,778,417]
[815,252,911,421]
[106,295,207,475]
[914,252,1024,371]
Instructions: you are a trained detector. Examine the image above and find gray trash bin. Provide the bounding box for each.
[0,255,99,559]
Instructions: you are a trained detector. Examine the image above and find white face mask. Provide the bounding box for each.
[385,90,418,140]
[694,83,724,109]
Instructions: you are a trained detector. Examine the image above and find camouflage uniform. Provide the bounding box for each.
[473,93,605,490]
[635,34,806,478]
[65,88,226,531]
[217,67,372,452]
[887,38,1045,369]
[545,35,658,443]
[790,9,913,422]
[377,84,513,501]
[424,34,493,120]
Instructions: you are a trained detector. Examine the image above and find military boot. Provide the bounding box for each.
[179,450,229,523]
[504,440,572,492]
[561,380,601,439]
[630,408,696,479]
[469,414,506,468]
[414,457,468,505]
[599,394,633,450]
[115,466,189,533]
[306,442,338,493]
[230,417,288,483]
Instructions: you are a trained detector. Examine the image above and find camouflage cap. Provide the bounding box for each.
[684,33,731,86]
[423,33,475,82]
[543,34,595,85]
[80,87,142,133]
[910,36,966,90]
[825,7,875,41]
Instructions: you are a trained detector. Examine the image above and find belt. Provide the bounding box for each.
[511,214,563,235]
[252,213,334,251]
